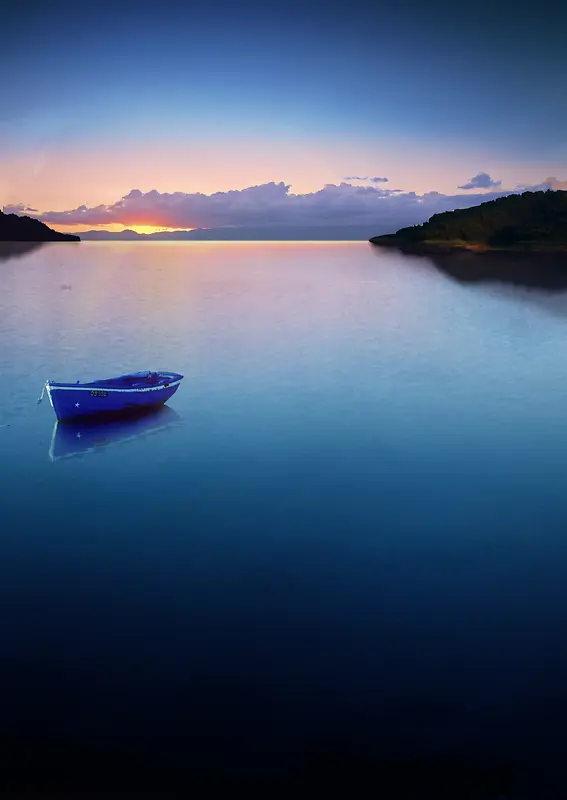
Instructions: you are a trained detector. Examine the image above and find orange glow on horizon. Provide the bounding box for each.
[50,223,194,234]
[124,225,194,235]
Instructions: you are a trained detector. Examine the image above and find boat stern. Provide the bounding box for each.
[38,380,56,410]
[47,383,82,422]
[46,382,55,409]
[162,371,184,384]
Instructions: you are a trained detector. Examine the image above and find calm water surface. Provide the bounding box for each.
[2,241,567,783]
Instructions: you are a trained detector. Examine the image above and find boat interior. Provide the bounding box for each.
[51,371,181,389]
[91,372,165,388]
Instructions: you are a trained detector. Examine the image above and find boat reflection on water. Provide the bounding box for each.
[48,405,182,462]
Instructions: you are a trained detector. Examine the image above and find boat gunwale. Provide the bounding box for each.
[47,378,183,394]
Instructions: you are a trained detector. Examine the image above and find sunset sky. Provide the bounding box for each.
[2,0,566,235]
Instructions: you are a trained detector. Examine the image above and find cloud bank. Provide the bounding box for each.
[457,172,502,190]
[6,177,565,236]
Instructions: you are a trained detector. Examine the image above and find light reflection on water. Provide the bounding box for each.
[2,241,567,787]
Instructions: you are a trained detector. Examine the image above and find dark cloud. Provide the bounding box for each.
[8,178,566,237]
[344,176,388,183]
[457,172,502,190]
[515,176,567,192]
[2,202,39,213]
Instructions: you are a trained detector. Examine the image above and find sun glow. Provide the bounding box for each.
[47,222,196,234]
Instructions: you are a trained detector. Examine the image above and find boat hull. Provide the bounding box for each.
[46,377,182,422]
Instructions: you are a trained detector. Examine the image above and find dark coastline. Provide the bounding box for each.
[0,210,79,243]
[369,190,567,256]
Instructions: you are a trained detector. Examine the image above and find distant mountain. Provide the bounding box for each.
[369,190,567,252]
[76,225,377,241]
[78,229,143,240]
[0,210,80,242]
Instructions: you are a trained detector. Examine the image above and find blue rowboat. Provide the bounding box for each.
[48,405,182,461]
[38,370,184,422]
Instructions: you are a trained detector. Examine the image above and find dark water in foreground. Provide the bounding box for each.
[2,241,567,792]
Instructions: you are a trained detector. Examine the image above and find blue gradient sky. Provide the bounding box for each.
[2,0,566,232]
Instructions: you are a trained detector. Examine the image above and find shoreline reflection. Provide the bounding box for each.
[0,241,47,262]
[428,251,567,291]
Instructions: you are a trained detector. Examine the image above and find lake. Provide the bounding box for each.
[2,240,567,791]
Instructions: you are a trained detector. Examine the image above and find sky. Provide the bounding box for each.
[2,0,566,235]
